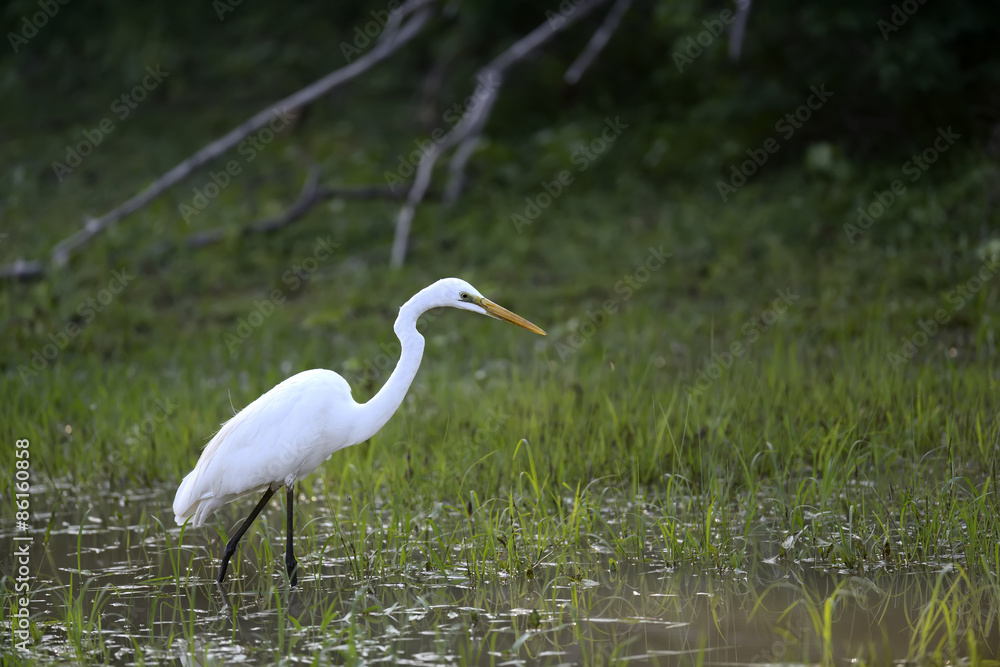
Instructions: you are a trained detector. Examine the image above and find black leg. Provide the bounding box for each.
[217,486,276,584]
[285,484,298,586]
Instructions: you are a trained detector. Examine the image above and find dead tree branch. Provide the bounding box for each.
[442,131,484,203]
[185,173,414,249]
[390,0,611,268]
[564,0,632,85]
[0,259,44,281]
[728,0,752,62]
[1,0,435,281]
[185,167,323,248]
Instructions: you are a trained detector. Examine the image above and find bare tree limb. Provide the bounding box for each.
[0,259,45,281]
[564,0,632,85]
[185,168,322,247]
[390,75,498,267]
[440,73,501,205]
[442,132,483,203]
[185,173,416,249]
[247,166,323,236]
[728,0,752,62]
[391,0,611,267]
[379,0,435,44]
[1,0,435,281]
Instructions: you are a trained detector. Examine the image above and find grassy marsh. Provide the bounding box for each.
[3,84,1000,664]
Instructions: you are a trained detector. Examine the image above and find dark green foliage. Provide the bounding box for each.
[3,1,998,160]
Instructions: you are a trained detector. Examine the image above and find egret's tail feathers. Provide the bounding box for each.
[173,470,208,526]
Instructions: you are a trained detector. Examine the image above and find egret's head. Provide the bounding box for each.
[431,277,546,335]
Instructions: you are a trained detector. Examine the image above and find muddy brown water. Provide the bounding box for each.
[2,484,997,665]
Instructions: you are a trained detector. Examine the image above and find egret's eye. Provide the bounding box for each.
[460,292,470,300]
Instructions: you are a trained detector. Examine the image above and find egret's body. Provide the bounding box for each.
[173,370,356,527]
[173,278,544,585]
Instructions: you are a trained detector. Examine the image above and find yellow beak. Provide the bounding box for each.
[480,298,546,335]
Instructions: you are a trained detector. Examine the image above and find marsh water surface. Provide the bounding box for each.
[4,482,997,665]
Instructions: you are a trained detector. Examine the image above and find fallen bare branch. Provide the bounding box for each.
[185,174,414,249]
[390,74,496,268]
[248,166,323,236]
[442,131,483,204]
[1,0,435,281]
[728,0,752,62]
[390,0,611,267]
[184,168,322,247]
[0,259,45,281]
[564,0,632,85]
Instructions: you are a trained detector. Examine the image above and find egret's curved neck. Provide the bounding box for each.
[351,293,429,445]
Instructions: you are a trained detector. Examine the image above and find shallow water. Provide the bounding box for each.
[2,484,998,665]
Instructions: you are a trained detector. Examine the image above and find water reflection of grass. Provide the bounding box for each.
[3,481,999,664]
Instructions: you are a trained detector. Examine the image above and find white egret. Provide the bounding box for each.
[173,277,545,585]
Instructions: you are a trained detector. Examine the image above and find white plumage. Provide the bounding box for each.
[173,370,356,526]
[172,277,545,585]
